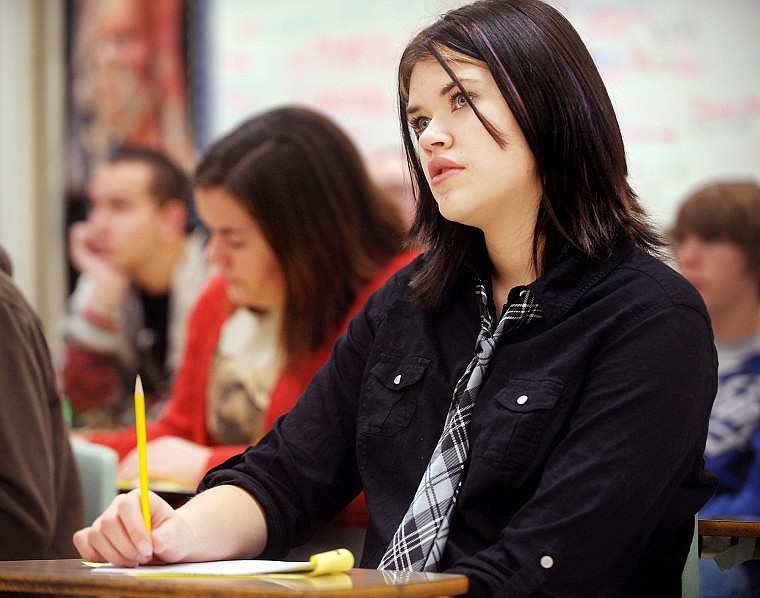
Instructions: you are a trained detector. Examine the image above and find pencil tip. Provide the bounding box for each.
[135,375,143,396]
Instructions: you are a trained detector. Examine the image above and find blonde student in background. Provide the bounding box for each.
[671,180,760,598]
[74,1,717,595]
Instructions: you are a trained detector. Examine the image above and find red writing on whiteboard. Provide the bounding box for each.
[290,34,398,70]
[692,95,760,121]
[311,86,394,116]
[587,8,649,38]
[625,125,678,145]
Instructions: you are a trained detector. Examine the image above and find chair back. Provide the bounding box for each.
[71,439,118,525]
[681,514,701,598]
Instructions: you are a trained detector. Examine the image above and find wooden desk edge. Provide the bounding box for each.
[0,560,469,597]
[699,517,760,539]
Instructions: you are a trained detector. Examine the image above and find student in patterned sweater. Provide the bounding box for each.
[671,180,760,597]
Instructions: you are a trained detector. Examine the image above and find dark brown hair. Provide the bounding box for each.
[194,106,404,367]
[107,146,191,212]
[670,181,760,274]
[398,0,662,305]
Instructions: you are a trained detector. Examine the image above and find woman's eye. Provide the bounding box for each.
[225,238,247,250]
[454,93,469,109]
[410,116,431,136]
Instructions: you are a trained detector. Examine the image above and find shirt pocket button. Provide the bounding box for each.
[540,555,554,569]
[516,394,528,405]
[393,374,402,385]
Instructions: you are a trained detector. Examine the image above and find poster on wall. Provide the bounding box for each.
[63,0,196,288]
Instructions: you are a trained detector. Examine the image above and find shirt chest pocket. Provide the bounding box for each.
[473,378,564,484]
[358,355,429,435]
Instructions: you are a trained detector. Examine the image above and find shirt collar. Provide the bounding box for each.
[528,238,634,323]
[461,233,635,324]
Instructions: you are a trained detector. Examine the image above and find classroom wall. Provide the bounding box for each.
[205,0,760,229]
[0,0,66,335]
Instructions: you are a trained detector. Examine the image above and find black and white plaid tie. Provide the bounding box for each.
[378,280,542,572]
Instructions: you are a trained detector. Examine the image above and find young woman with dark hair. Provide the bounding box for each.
[193,106,406,367]
[75,2,717,595]
[397,0,661,305]
[83,106,411,497]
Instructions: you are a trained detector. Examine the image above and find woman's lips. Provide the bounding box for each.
[428,157,464,186]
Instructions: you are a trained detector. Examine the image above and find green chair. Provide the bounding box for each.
[71,439,118,525]
[682,514,701,598]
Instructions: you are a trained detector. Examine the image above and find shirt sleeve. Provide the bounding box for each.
[62,274,127,355]
[0,285,67,557]
[59,275,131,414]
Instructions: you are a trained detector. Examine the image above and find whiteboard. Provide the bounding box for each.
[207,0,760,228]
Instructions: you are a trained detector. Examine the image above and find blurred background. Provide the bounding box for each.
[1,0,759,339]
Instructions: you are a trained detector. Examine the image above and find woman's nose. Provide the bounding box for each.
[419,118,453,152]
[203,236,223,266]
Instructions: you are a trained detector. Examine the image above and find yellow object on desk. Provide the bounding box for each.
[134,375,151,532]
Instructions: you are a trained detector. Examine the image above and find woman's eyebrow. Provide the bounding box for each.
[407,78,478,116]
[215,226,250,238]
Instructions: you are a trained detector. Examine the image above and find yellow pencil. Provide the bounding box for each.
[134,375,151,532]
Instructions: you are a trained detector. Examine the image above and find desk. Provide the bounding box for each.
[0,559,468,597]
[699,516,760,570]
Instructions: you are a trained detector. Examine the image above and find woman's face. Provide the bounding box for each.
[194,186,286,311]
[407,58,541,237]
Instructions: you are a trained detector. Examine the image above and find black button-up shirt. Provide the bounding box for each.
[201,238,718,597]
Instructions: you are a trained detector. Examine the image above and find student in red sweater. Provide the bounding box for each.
[83,107,413,523]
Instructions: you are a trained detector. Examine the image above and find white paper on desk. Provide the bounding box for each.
[90,559,315,576]
[87,547,354,577]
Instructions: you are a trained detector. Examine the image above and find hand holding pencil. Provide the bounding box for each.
[72,377,266,566]
[72,482,189,566]
[72,379,193,567]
